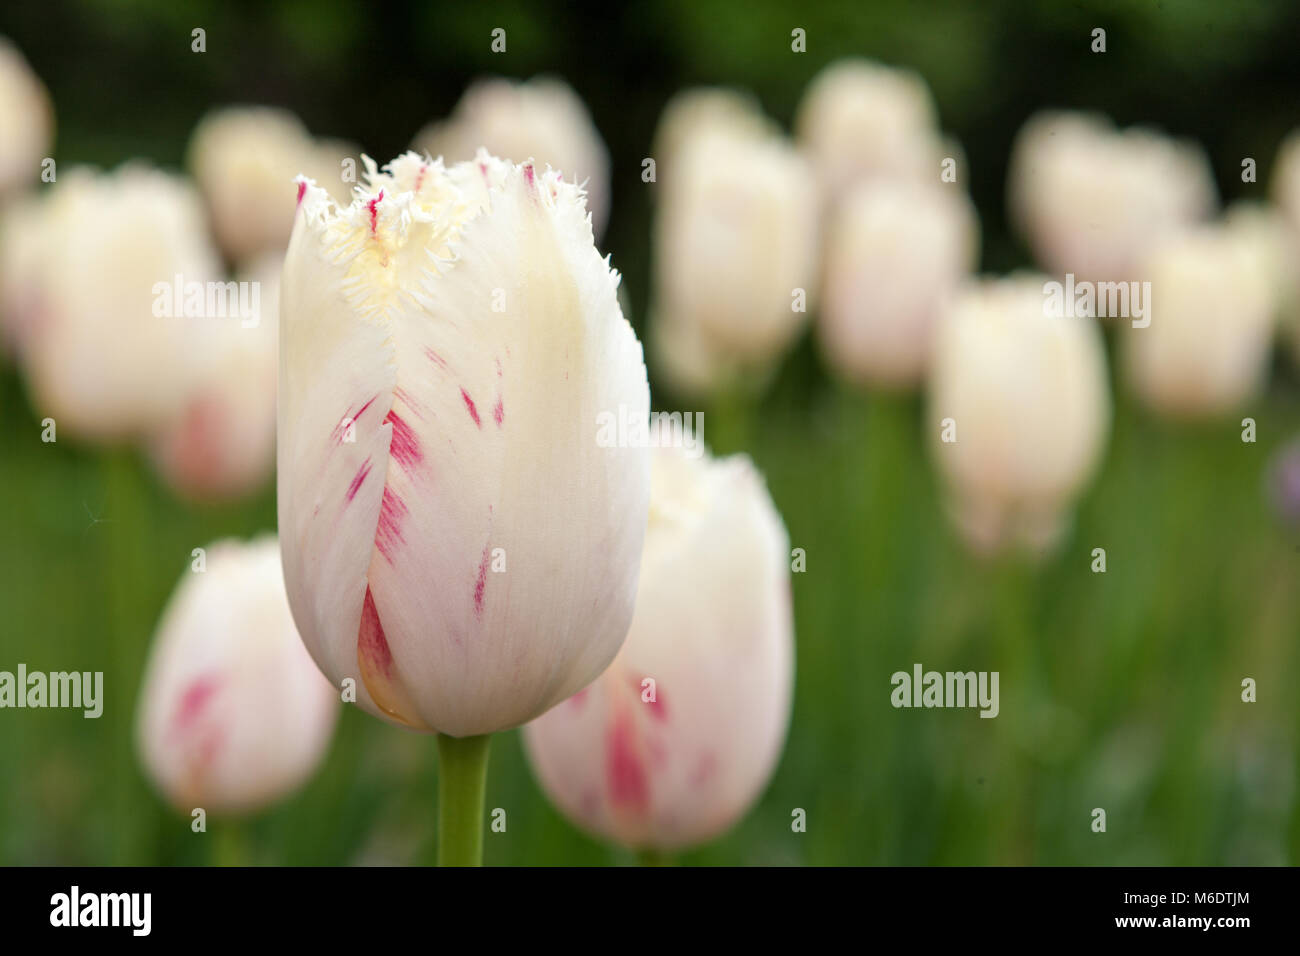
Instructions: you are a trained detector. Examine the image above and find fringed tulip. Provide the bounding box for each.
[136,537,338,815]
[278,151,650,738]
[524,445,794,852]
[413,77,610,236]
[928,275,1111,554]
[818,179,979,387]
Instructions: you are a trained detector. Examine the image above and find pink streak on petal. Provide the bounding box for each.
[173,674,221,732]
[460,388,481,428]
[296,181,306,204]
[367,190,384,236]
[357,586,393,679]
[376,487,408,563]
[492,397,504,427]
[606,712,649,811]
[424,347,448,371]
[345,457,372,502]
[473,544,490,619]
[384,409,423,470]
[569,689,589,710]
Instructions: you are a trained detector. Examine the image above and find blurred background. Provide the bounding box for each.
[2,0,1299,865]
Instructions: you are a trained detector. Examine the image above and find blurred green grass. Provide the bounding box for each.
[3,336,1297,864]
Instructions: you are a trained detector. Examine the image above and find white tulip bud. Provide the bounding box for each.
[650,117,818,394]
[524,445,794,851]
[1125,224,1277,419]
[1008,112,1217,284]
[413,76,610,237]
[279,152,650,737]
[795,59,944,199]
[188,106,355,262]
[18,165,222,441]
[928,275,1111,554]
[137,537,338,815]
[819,179,979,387]
[0,36,53,197]
[146,253,280,500]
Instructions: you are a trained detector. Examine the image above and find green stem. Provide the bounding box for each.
[436,733,491,866]
[637,847,675,866]
[104,449,145,864]
[212,821,251,867]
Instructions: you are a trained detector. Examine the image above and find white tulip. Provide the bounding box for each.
[928,275,1111,553]
[1125,223,1277,419]
[188,106,355,262]
[413,76,610,237]
[279,152,650,737]
[650,116,818,394]
[1008,112,1217,284]
[137,536,338,815]
[795,59,944,199]
[819,179,979,387]
[18,165,222,441]
[524,445,794,851]
[0,36,53,197]
[147,254,280,500]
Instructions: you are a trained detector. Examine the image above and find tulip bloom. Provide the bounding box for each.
[147,254,280,500]
[413,76,610,237]
[14,165,222,441]
[818,179,979,388]
[279,151,650,739]
[795,59,944,199]
[1124,222,1278,419]
[1007,112,1216,284]
[189,106,355,262]
[0,36,53,198]
[649,105,818,396]
[137,537,338,815]
[524,445,794,853]
[928,275,1111,554]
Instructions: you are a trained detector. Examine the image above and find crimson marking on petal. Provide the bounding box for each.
[392,387,422,419]
[688,752,719,789]
[424,347,447,370]
[358,586,394,679]
[414,163,428,193]
[376,487,408,563]
[296,181,306,204]
[384,409,423,470]
[461,388,481,428]
[473,544,490,619]
[606,712,650,811]
[173,674,221,733]
[345,457,372,502]
[367,190,385,236]
[523,163,536,191]
[492,397,504,427]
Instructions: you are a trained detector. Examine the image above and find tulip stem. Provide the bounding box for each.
[637,848,675,866]
[436,733,492,866]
